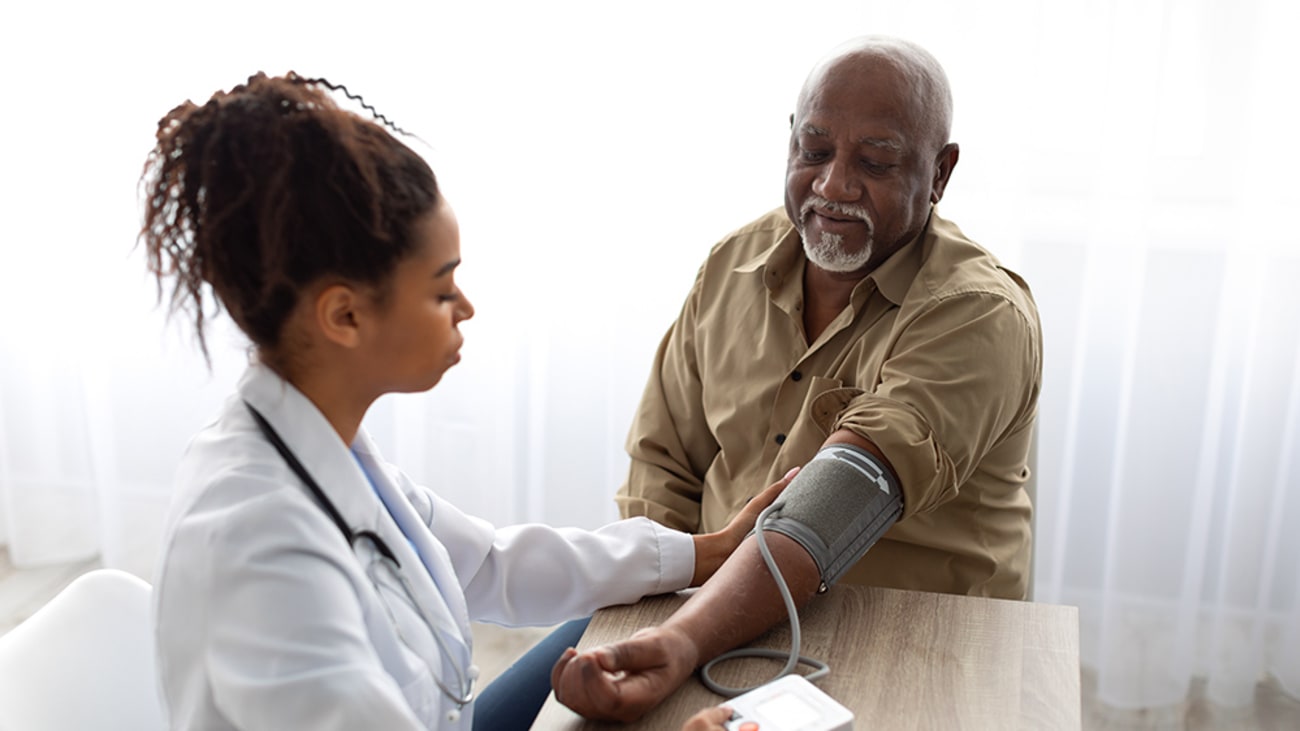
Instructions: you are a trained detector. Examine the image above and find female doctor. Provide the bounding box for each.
[140,73,794,730]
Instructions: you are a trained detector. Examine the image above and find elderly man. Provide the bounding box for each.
[553,35,1042,723]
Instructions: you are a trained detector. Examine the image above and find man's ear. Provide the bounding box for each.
[930,143,960,204]
[315,284,363,349]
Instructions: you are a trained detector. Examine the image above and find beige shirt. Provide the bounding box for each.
[616,207,1041,599]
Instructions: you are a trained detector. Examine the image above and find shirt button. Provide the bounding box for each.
[775,434,787,445]
[791,370,803,382]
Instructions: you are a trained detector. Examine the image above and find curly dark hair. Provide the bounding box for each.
[138,72,438,361]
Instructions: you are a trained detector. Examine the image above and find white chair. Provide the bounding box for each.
[0,568,167,731]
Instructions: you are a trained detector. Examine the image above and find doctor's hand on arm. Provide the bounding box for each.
[688,467,799,586]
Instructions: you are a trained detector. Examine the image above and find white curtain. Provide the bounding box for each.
[2,0,1296,713]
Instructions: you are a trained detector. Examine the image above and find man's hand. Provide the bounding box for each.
[550,625,699,723]
[552,467,818,724]
[690,467,799,585]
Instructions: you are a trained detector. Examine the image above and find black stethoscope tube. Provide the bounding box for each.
[244,401,400,565]
[241,400,475,716]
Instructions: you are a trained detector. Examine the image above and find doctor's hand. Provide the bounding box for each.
[689,466,799,586]
[682,705,733,730]
[550,625,698,723]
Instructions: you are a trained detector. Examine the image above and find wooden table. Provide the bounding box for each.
[534,585,1079,730]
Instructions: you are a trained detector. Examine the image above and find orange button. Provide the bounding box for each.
[738,723,760,731]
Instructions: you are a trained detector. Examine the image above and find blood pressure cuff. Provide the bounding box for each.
[761,443,903,588]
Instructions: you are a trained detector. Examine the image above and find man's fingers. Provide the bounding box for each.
[553,633,691,723]
[600,636,669,673]
[554,650,652,723]
[555,651,621,717]
[550,646,577,692]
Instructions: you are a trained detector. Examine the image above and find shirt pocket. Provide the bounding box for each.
[775,377,862,471]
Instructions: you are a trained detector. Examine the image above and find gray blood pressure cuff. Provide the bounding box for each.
[761,443,903,589]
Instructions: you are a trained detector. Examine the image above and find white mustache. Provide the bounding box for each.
[800,195,873,231]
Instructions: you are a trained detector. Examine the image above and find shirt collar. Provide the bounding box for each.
[732,206,935,307]
[864,208,933,307]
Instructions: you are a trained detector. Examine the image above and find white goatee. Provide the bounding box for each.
[799,195,874,272]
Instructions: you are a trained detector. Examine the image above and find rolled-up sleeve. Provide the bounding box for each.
[818,291,1040,517]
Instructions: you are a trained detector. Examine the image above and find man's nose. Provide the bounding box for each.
[812,158,861,201]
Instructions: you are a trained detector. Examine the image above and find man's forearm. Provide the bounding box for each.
[661,428,896,663]
[661,531,822,666]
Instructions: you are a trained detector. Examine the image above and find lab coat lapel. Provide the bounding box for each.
[361,475,472,664]
[237,365,471,666]
[352,432,472,663]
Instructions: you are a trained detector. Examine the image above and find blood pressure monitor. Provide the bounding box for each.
[723,674,854,731]
[704,440,891,730]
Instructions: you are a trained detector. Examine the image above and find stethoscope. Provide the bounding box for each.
[244,401,476,721]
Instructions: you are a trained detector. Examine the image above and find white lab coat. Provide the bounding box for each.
[153,364,694,730]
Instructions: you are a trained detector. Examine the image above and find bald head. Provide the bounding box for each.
[784,36,961,277]
[796,36,954,154]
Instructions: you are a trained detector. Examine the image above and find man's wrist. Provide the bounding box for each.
[652,623,703,673]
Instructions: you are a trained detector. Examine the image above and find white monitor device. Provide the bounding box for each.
[723,674,853,731]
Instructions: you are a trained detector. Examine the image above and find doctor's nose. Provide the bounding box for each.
[456,290,475,323]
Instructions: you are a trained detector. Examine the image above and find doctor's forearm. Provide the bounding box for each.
[667,532,821,665]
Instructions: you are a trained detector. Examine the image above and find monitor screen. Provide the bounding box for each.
[757,690,821,727]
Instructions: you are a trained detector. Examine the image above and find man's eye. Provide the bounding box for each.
[438,291,460,303]
[800,148,829,162]
[862,159,894,174]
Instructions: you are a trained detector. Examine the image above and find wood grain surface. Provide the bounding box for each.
[534,584,1080,730]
